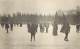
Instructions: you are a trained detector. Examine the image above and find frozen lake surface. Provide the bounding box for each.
[0,24,80,49]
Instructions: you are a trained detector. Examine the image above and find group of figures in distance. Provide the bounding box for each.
[0,6,80,42]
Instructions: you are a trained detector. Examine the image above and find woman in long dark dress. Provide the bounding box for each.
[52,23,58,36]
[76,24,80,33]
[27,24,31,33]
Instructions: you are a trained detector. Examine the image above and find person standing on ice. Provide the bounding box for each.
[61,23,70,41]
[52,23,58,36]
[29,24,38,41]
[76,24,80,33]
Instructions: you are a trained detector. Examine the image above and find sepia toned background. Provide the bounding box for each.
[0,0,80,49]
[0,0,79,15]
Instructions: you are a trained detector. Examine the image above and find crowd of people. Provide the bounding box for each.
[0,22,80,42]
[0,8,80,42]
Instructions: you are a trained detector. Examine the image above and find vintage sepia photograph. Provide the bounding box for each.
[0,0,80,49]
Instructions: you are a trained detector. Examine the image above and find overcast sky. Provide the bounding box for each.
[0,0,80,15]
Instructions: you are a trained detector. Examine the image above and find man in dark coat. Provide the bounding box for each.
[40,24,44,33]
[20,24,22,27]
[29,24,38,41]
[5,24,9,33]
[76,24,80,33]
[10,24,13,31]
